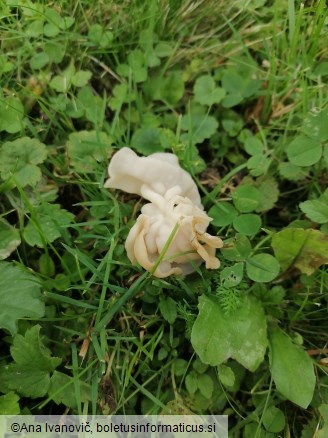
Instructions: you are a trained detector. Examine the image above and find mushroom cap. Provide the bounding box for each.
[104,147,202,208]
[125,195,223,278]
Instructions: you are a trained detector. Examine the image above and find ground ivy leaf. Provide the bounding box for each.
[0,392,20,414]
[0,137,47,187]
[0,325,61,398]
[287,135,322,167]
[181,113,218,144]
[0,262,45,335]
[23,203,74,247]
[0,218,21,260]
[193,75,225,106]
[67,130,112,172]
[191,294,267,371]
[271,228,328,275]
[269,326,315,408]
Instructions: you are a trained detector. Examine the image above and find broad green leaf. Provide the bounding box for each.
[23,203,74,247]
[0,325,61,398]
[299,190,328,224]
[181,113,218,144]
[0,262,45,335]
[159,296,177,324]
[269,326,315,408]
[208,202,238,227]
[221,234,252,261]
[271,228,328,275]
[48,371,91,408]
[193,75,225,106]
[160,71,184,105]
[191,294,267,371]
[246,254,280,283]
[233,213,262,235]
[287,135,322,167]
[67,130,112,172]
[232,185,261,212]
[0,218,21,260]
[0,95,24,133]
[220,262,244,287]
[262,406,285,433]
[0,392,20,414]
[0,137,47,187]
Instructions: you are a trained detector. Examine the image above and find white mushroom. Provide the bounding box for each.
[105,147,223,277]
[126,194,223,278]
[104,147,202,208]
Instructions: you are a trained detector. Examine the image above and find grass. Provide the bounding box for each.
[0,0,328,436]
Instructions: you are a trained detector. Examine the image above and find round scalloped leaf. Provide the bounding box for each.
[287,135,322,167]
[0,218,21,260]
[0,137,47,187]
[0,262,45,335]
[246,254,280,283]
[193,75,225,106]
[67,130,112,172]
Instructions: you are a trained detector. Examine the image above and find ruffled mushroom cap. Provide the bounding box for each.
[104,147,202,208]
[125,194,223,278]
